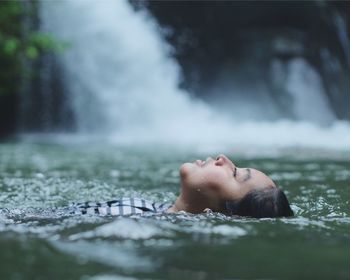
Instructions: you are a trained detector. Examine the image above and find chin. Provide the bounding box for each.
[179,162,193,179]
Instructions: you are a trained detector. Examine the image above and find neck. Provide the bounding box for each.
[167,185,215,214]
[166,195,187,213]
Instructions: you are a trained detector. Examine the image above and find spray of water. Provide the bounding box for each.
[39,0,350,150]
[334,11,350,67]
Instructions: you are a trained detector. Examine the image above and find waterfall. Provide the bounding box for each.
[39,0,219,137]
[333,11,350,67]
[270,57,336,124]
[37,0,350,150]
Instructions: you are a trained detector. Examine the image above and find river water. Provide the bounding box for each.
[6,0,350,278]
[0,142,349,279]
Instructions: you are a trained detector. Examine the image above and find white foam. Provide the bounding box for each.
[69,218,169,240]
[39,0,350,152]
[109,119,350,151]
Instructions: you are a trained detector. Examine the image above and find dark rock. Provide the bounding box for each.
[134,0,350,120]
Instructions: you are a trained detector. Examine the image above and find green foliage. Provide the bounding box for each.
[0,0,66,96]
[3,38,19,55]
[26,32,68,59]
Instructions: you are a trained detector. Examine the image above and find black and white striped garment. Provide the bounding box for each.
[71,198,171,216]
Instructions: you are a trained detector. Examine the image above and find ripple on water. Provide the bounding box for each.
[84,275,137,280]
[1,143,350,279]
[51,239,156,272]
[68,218,171,241]
[66,212,250,242]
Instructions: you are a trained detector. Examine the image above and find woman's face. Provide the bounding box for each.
[179,154,276,211]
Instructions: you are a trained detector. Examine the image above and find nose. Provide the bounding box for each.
[216,154,236,169]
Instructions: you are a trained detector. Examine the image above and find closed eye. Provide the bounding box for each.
[233,167,237,178]
[242,168,251,182]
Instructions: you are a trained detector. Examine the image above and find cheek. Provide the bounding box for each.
[180,163,210,189]
[207,178,240,200]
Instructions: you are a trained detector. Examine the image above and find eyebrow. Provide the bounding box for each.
[242,168,251,182]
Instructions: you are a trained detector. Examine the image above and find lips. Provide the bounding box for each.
[195,157,213,167]
[195,159,205,167]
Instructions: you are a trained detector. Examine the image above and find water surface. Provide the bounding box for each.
[0,142,349,279]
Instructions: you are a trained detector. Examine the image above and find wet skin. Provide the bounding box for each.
[168,154,276,214]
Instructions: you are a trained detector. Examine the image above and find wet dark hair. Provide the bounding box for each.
[224,188,294,218]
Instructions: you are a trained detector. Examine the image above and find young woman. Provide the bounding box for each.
[74,154,294,218]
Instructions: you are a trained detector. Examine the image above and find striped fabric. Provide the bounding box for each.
[71,198,171,216]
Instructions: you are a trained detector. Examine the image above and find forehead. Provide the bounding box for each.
[245,168,276,189]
